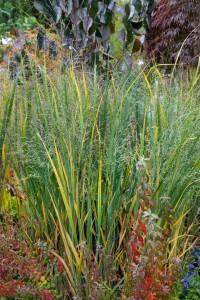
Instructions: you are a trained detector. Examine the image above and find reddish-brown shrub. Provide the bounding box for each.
[145,0,200,67]
[0,212,57,299]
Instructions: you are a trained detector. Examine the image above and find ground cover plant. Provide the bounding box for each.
[0,60,199,298]
[179,247,200,299]
[0,211,61,299]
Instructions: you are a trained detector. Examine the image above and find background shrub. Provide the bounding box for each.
[145,0,200,67]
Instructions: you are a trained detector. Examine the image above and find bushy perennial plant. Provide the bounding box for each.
[0,212,60,299]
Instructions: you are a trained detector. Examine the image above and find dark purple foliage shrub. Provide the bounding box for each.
[145,0,200,67]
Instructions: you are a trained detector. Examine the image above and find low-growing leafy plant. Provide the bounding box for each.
[0,211,60,299]
[179,247,200,299]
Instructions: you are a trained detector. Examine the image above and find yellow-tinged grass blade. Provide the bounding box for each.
[41,201,48,228]
[172,209,191,229]
[167,209,190,258]
[140,110,147,156]
[187,73,200,100]
[82,67,89,106]
[142,71,154,106]
[37,134,77,239]
[169,219,198,258]
[50,250,76,296]
[180,238,199,259]
[97,156,102,245]
[50,196,75,271]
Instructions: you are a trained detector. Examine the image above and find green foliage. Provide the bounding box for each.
[119,0,155,46]
[0,80,16,198]
[34,0,118,62]
[0,1,37,38]
[179,248,200,299]
[0,64,199,298]
[145,69,200,252]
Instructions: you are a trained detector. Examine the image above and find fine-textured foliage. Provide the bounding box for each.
[145,0,200,67]
[0,80,16,197]
[1,65,199,298]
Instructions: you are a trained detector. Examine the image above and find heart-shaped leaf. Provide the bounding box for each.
[13,33,26,50]
[128,5,135,20]
[132,38,141,53]
[55,6,62,23]
[132,0,142,11]
[131,21,143,30]
[118,29,126,43]
[89,0,98,18]
[99,26,110,42]
[58,0,68,13]
[83,16,93,32]
[121,54,133,71]
[88,22,97,35]
[67,0,73,14]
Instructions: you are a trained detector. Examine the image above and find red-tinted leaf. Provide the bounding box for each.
[140,222,147,234]
[137,234,144,247]
[57,259,64,273]
[132,244,141,257]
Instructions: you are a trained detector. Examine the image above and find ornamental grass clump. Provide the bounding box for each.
[0,64,199,298]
